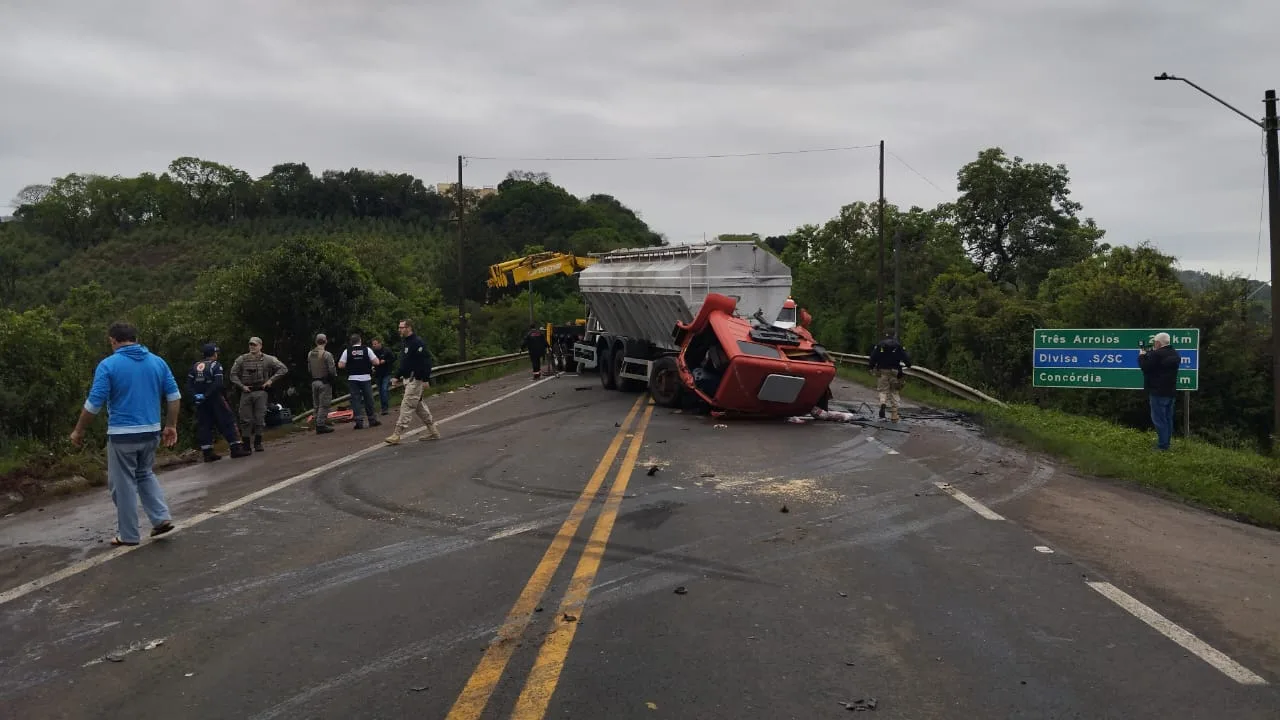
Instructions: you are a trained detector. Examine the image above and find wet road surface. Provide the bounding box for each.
[1,372,1277,719]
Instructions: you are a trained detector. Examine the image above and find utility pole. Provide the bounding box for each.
[1265,90,1280,448]
[893,228,904,339]
[456,155,467,361]
[876,139,886,338]
[1154,74,1280,448]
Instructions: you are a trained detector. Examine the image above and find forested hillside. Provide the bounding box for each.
[0,158,661,486]
[1,147,1274,496]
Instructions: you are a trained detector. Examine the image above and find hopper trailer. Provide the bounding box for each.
[572,240,836,416]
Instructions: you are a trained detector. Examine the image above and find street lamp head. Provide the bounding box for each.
[1154,72,1174,81]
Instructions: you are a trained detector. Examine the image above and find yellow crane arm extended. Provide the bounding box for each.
[486,252,598,289]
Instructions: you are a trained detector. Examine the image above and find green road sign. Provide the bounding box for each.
[1033,328,1200,391]
[1032,368,1199,390]
[1033,328,1199,349]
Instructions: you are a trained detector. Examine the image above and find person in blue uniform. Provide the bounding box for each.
[188,343,251,461]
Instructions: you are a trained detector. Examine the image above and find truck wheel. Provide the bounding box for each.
[648,356,682,407]
[599,348,618,390]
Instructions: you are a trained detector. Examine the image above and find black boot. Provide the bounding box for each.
[202,449,222,462]
[878,404,886,419]
[230,442,252,458]
[253,435,264,452]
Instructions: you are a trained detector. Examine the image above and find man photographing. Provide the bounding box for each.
[1138,332,1182,451]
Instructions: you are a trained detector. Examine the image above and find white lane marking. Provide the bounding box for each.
[1034,545,1055,554]
[933,481,1005,520]
[0,376,557,608]
[867,437,900,455]
[485,520,545,541]
[1086,581,1268,685]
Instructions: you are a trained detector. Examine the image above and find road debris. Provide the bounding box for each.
[843,697,878,711]
[780,504,789,513]
[674,586,688,595]
[647,466,660,476]
[409,685,430,693]
[713,424,728,429]
[84,637,167,667]
[646,702,659,710]
[575,386,593,391]
[838,592,848,597]
[656,439,668,443]
[562,612,578,622]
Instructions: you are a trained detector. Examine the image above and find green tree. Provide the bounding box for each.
[948,148,1103,294]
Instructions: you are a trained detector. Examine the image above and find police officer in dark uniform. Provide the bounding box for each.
[188,343,251,462]
[868,333,913,422]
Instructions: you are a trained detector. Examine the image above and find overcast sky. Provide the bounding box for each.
[3,0,1278,279]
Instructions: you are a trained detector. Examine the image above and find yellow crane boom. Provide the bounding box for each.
[486,252,598,289]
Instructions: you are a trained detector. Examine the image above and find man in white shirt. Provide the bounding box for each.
[338,333,382,430]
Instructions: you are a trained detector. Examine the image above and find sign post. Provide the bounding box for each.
[1032,328,1200,436]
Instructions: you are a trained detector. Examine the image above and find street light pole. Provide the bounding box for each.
[1154,74,1280,447]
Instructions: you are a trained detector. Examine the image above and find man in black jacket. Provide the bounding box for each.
[521,323,548,379]
[370,337,396,415]
[188,343,252,460]
[385,318,441,445]
[868,333,912,422]
[1138,332,1182,451]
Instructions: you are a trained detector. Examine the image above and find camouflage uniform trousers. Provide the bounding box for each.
[876,368,903,419]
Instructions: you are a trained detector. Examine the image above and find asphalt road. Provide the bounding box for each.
[1,372,1277,719]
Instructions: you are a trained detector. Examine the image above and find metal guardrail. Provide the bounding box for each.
[290,351,529,422]
[827,351,1008,408]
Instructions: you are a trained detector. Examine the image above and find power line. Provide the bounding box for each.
[886,150,947,194]
[465,143,881,163]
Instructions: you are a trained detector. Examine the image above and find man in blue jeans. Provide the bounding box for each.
[1138,332,1182,451]
[339,333,383,430]
[370,337,396,415]
[69,322,182,546]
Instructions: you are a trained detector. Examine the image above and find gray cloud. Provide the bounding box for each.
[2,0,1277,278]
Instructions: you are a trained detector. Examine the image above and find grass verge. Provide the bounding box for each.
[839,365,1280,530]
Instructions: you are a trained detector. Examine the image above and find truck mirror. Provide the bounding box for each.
[800,309,813,328]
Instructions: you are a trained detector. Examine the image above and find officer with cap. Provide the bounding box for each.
[308,333,337,434]
[868,332,913,422]
[230,336,288,452]
[188,343,251,461]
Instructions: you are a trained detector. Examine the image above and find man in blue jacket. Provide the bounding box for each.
[70,322,182,546]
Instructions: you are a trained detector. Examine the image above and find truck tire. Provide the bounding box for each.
[615,349,644,392]
[599,348,618,390]
[648,356,682,407]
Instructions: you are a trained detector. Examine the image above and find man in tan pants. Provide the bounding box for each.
[868,333,912,422]
[385,318,442,444]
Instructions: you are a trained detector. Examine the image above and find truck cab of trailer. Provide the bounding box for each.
[663,292,835,415]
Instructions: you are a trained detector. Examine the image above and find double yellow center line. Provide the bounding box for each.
[446,395,655,720]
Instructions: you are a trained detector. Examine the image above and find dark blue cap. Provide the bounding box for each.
[201,342,219,357]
